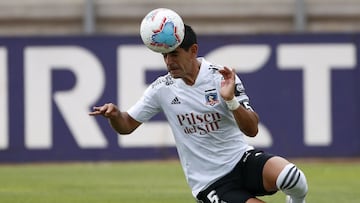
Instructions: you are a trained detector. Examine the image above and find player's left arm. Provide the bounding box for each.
[219,67,259,137]
[231,102,259,137]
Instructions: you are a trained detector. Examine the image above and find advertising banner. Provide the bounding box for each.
[0,33,359,162]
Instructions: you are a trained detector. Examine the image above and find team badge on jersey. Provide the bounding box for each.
[205,92,220,106]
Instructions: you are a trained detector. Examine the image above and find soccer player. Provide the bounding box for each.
[89,24,308,203]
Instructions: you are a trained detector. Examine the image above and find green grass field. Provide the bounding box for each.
[0,159,359,203]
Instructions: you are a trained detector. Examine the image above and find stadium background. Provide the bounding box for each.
[1,0,360,35]
[0,0,359,202]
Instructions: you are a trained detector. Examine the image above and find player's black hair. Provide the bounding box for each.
[179,24,197,51]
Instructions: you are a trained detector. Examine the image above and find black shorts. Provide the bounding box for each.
[196,149,277,203]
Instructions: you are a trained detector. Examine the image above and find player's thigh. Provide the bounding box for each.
[241,150,275,195]
[262,156,290,191]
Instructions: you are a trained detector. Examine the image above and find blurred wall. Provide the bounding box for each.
[0,0,360,35]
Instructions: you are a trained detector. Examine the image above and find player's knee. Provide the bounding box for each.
[276,163,308,198]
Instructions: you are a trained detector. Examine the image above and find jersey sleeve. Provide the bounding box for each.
[234,75,254,111]
[127,84,162,123]
[234,75,249,101]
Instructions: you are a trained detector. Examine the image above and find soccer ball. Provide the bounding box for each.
[140,8,185,53]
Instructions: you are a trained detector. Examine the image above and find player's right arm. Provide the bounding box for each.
[89,103,142,134]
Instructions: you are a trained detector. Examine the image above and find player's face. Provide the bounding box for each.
[162,45,198,82]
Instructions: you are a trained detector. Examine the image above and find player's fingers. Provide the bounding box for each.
[219,66,232,75]
[103,103,119,118]
[104,107,113,117]
[88,110,100,116]
[221,66,231,72]
[89,105,108,116]
[219,67,235,81]
[225,66,236,75]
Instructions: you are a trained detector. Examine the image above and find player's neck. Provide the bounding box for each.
[182,60,201,86]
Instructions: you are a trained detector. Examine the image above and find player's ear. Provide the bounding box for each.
[190,44,198,56]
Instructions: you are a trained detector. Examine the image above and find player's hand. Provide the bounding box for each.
[218,66,236,101]
[89,103,120,119]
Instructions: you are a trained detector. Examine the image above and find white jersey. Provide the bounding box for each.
[128,58,253,197]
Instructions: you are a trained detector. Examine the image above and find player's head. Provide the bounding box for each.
[162,24,199,83]
[179,24,197,51]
